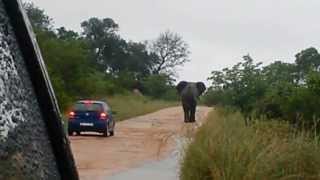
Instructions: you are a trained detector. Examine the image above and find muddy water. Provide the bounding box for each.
[106,152,179,180]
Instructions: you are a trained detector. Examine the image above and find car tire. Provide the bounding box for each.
[103,128,109,137]
[109,130,114,136]
[76,131,81,136]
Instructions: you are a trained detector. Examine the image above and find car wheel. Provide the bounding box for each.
[76,131,81,136]
[103,127,109,137]
[109,130,114,136]
[109,122,115,136]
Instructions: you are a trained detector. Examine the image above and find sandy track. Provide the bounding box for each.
[69,106,212,180]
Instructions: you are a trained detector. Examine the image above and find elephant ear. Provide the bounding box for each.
[196,82,206,95]
[176,81,188,94]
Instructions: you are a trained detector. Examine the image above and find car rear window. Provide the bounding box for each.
[73,103,103,112]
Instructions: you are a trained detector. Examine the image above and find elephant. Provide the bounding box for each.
[176,81,206,123]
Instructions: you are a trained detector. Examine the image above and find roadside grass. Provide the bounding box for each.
[180,108,320,180]
[104,94,178,121]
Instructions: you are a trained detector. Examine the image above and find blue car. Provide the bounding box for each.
[68,100,115,137]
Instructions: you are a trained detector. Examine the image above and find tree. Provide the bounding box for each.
[207,55,267,124]
[24,3,183,110]
[23,2,53,31]
[57,27,79,41]
[124,42,154,79]
[141,74,174,98]
[148,31,190,75]
[207,70,225,90]
[205,49,320,130]
[99,35,127,73]
[295,47,320,81]
[81,17,119,65]
[262,61,297,85]
[81,17,157,80]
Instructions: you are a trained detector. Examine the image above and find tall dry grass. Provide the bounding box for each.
[180,109,320,180]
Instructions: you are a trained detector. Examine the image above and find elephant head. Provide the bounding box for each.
[176,81,206,97]
[176,81,206,122]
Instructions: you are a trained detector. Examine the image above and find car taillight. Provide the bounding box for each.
[69,111,75,119]
[100,112,108,120]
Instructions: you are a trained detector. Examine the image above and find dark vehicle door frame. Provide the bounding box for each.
[3,0,79,179]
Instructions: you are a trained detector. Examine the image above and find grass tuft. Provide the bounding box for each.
[180,109,320,180]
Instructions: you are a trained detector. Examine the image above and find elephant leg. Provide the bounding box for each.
[184,110,189,123]
[182,98,195,123]
[182,103,189,122]
[187,109,191,123]
[190,101,196,122]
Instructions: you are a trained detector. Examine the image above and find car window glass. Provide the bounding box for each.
[102,103,110,111]
[73,103,103,112]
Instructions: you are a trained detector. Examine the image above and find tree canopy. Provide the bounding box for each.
[24,3,185,110]
[147,31,190,75]
[205,48,320,130]
[23,2,53,31]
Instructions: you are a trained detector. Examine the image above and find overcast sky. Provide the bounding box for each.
[25,0,320,84]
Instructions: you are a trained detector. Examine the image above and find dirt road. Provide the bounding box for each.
[69,106,212,180]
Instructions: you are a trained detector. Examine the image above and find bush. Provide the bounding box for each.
[180,109,320,180]
[141,74,177,100]
[205,53,320,131]
[74,72,122,99]
[202,89,233,106]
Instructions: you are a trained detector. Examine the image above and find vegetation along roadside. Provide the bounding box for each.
[180,109,320,180]
[24,2,187,112]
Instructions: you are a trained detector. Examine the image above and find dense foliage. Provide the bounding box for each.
[205,49,320,130]
[24,3,188,110]
[181,109,320,180]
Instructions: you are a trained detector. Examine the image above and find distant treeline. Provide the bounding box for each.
[24,3,190,110]
[205,48,320,131]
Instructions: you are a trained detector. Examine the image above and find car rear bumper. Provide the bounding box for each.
[68,120,108,133]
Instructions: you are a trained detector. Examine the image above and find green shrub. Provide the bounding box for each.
[141,74,177,100]
[180,109,320,180]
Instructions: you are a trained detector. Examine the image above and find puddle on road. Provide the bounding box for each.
[106,153,179,180]
[105,137,189,180]
[103,114,207,180]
